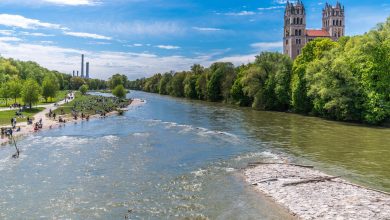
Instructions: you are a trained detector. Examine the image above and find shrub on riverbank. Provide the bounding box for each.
[128,17,390,125]
[54,93,129,116]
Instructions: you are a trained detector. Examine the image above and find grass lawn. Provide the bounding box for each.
[0,108,45,126]
[0,90,69,107]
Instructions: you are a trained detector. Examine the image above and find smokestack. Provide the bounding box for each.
[81,54,84,78]
[86,62,90,79]
[77,71,79,77]
[72,70,75,77]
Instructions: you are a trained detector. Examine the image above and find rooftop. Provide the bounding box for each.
[306,29,330,37]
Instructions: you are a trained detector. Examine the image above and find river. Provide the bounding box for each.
[0,91,389,219]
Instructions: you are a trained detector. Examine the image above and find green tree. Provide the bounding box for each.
[206,62,235,102]
[306,52,364,121]
[183,74,198,99]
[0,83,11,106]
[42,75,60,102]
[195,73,208,100]
[158,73,173,95]
[230,65,252,106]
[70,77,85,90]
[109,74,128,89]
[22,79,41,108]
[291,38,337,113]
[168,72,186,97]
[112,84,127,99]
[79,84,89,95]
[8,79,23,104]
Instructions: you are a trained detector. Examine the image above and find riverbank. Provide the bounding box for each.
[0,95,142,146]
[245,161,390,219]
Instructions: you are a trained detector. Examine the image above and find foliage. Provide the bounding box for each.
[108,74,128,89]
[21,79,41,108]
[7,78,23,104]
[112,84,127,99]
[70,77,86,90]
[79,84,89,95]
[42,74,60,102]
[127,17,390,125]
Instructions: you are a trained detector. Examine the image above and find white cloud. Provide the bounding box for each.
[87,41,111,45]
[63,31,112,40]
[0,14,61,29]
[258,6,285,10]
[0,37,22,42]
[41,0,100,5]
[156,45,180,50]
[93,21,184,36]
[224,11,256,16]
[0,40,209,79]
[192,27,223,31]
[251,41,283,50]
[20,32,54,37]
[40,40,55,44]
[274,0,295,4]
[133,43,143,47]
[216,53,257,65]
[0,30,15,36]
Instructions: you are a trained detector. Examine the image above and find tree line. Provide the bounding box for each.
[128,17,390,125]
[0,57,107,107]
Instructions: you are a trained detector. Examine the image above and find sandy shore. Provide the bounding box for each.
[245,162,390,220]
[1,96,145,146]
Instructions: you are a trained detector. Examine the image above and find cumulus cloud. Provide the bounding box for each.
[63,31,112,40]
[0,14,62,29]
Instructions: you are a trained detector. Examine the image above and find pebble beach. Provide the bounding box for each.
[245,163,390,219]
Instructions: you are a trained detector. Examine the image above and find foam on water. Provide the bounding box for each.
[143,119,242,144]
[233,151,280,161]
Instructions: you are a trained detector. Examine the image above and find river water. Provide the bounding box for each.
[0,91,389,219]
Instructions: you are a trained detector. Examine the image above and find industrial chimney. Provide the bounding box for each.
[72,70,75,77]
[77,71,79,77]
[81,54,85,78]
[86,62,90,79]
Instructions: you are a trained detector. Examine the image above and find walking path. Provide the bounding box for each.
[0,93,74,145]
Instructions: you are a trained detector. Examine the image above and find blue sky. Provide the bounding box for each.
[0,0,389,79]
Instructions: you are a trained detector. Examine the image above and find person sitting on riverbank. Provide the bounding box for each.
[59,116,66,123]
[27,117,33,125]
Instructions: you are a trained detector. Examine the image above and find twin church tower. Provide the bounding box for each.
[283,0,345,59]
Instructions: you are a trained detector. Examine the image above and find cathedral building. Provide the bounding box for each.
[283,0,345,60]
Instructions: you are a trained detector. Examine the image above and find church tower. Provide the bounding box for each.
[322,2,345,40]
[283,0,306,60]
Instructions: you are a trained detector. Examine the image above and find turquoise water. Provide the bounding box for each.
[0,91,388,219]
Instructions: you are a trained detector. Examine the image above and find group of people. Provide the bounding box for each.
[69,95,127,120]
[33,118,43,131]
